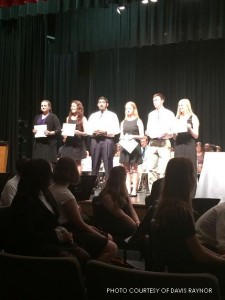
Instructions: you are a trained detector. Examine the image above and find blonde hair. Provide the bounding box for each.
[124,101,139,120]
[176,98,194,118]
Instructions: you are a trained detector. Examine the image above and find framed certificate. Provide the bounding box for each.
[61,123,76,136]
[34,125,47,138]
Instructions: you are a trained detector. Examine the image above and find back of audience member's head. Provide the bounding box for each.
[17,159,52,194]
[155,158,195,224]
[15,156,29,176]
[53,157,80,186]
[145,178,163,208]
[161,157,195,201]
[100,166,129,201]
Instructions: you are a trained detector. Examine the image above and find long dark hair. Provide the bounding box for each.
[68,100,84,131]
[99,166,129,207]
[53,157,80,186]
[155,157,195,225]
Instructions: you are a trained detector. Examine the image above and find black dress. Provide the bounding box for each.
[32,113,61,163]
[174,116,197,172]
[61,117,87,161]
[119,118,142,165]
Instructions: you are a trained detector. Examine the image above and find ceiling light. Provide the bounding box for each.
[141,0,149,3]
[150,0,157,2]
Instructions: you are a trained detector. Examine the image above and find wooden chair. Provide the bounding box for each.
[0,252,87,300]
[85,259,221,300]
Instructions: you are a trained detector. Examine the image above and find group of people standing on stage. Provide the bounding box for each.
[32,93,200,196]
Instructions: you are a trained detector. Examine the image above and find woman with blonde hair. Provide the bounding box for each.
[119,101,144,196]
[61,100,88,174]
[173,98,199,196]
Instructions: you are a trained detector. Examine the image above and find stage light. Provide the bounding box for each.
[117,4,126,14]
[150,0,157,2]
[141,0,149,4]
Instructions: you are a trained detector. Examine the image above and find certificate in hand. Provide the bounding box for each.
[34,125,47,138]
[61,123,76,136]
[119,139,138,154]
[173,119,188,133]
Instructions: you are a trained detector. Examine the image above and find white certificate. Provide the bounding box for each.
[173,119,188,133]
[119,139,138,154]
[34,125,47,138]
[61,123,76,136]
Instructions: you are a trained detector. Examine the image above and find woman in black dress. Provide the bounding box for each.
[32,100,61,165]
[119,101,144,196]
[61,100,88,174]
[173,98,199,196]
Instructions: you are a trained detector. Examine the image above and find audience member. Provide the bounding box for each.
[0,157,28,207]
[137,136,151,191]
[32,100,61,165]
[49,157,118,263]
[94,166,140,240]
[61,100,88,174]
[145,177,163,209]
[146,93,175,193]
[204,143,211,152]
[151,157,225,295]
[119,101,144,196]
[196,141,204,175]
[7,159,88,262]
[87,96,120,179]
[196,202,225,254]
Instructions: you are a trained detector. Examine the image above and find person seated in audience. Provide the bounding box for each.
[196,141,204,176]
[151,157,225,295]
[145,177,163,209]
[94,166,140,240]
[49,157,118,263]
[7,159,89,263]
[196,202,225,254]
[137,136,151,192]
[0,157,28,207]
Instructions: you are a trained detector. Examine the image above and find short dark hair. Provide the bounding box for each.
[98,96,109,104]
[153,93,165,101]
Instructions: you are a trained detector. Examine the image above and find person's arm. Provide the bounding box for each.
[102,194,137,227]
[187,114,199,139]
[127,197,140,225]
[185,235,225,265]
[216,213,225,254]
[62,198,108,238]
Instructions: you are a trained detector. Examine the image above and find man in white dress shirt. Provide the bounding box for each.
[146,93,175,192]
[87,96,120,179]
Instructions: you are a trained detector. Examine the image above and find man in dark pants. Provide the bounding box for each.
[87,96,120,179]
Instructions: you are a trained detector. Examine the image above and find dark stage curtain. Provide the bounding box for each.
[55,0,225,53]
[0,16,46,173]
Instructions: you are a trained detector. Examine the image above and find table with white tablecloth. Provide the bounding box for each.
[195,152,225,202]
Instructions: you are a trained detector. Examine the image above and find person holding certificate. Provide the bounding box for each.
[119,101,144,197]
[61,100,88,174]
[173,98,199,196]
[32,100,61,165]
[146,93,175,193]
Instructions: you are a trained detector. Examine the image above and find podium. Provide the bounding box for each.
[0,141,9,173]
[195,152,225,202]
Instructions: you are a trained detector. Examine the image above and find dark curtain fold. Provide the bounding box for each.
[55,0,225,53]
[0,16,46,173]
[0,20,19,173]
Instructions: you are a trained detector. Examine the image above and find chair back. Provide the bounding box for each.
[85,259,221,300]
[192,198,220,221]
[0,252,87,300]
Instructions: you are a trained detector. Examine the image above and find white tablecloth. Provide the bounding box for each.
[195,152,225,202]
